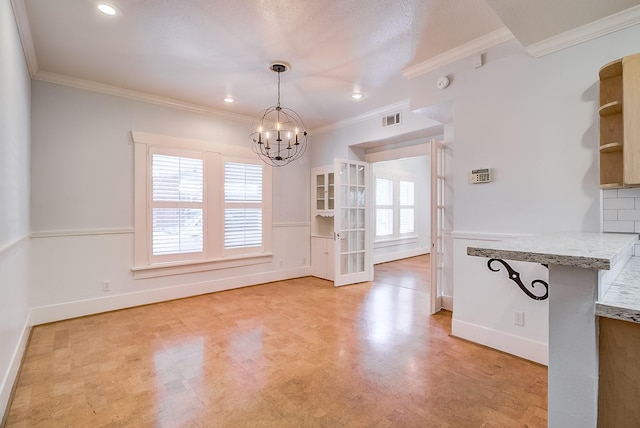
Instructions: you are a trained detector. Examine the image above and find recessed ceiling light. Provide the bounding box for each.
[224,97,235,103]
[351,91,365,100]
[97,3,117,16]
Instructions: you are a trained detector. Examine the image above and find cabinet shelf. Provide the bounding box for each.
[599,59,623,80]
[600,142,623,153]
[599,101,622,116]
[601,182,624,189]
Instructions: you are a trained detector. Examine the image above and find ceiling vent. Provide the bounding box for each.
[382,112,401,127]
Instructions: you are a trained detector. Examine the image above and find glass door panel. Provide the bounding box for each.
[334,159,370,286]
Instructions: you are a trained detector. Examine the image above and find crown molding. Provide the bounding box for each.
[10,0,38,76]
[525,5,640,58]
[33,71,254,124]
[311,100,410,135]
[402,27,514,79]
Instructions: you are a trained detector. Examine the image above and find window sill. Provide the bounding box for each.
[374,235,419,248]
[132,252,273,279]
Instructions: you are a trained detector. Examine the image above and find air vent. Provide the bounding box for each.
[382,112,401,127]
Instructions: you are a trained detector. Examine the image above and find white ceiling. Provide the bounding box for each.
[15,0,640,130]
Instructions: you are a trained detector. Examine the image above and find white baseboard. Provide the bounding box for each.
[30,266,312,325]
[373,248,429,265]
[451,318,548,366]
[441,294,453,311]
[0,315,31,421]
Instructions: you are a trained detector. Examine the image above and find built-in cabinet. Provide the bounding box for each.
[311,236,334,280]
[311,166,335,280]
[599,53,640,188]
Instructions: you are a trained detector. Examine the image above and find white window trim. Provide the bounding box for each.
[132,131,273,278]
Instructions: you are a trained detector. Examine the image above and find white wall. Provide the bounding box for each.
[29,81,311,324]
[310,103,439,168]
[407,24,640,362]
[0,0,31,418]
[372,157,430,264]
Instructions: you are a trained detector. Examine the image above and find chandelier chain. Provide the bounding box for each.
[277,71,281,108]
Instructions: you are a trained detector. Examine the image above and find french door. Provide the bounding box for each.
[333,159,371,286]
[430,140,445,314]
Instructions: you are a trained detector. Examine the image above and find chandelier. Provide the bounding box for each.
[250,62,308,166]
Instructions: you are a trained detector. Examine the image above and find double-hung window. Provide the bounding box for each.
[223,160,264,254]
[133,132,272,276]
[399,180,415,235]
[375,178,393,237]
[150,149,205,263]
[374,174,416,240]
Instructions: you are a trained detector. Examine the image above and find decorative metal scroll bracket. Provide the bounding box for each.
[487,259,549,301]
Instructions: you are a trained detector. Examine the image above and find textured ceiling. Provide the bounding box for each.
[18,0,640,130]
[484,0,640,46]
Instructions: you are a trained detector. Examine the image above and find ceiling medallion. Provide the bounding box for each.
[250,62,308,167]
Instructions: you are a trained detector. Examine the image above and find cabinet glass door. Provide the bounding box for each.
[333,159,370,287]
[316,174,325,210]
[327,172,334,210]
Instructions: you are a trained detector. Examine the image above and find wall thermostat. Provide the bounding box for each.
[470,168,492,183]
[436,76,450,89]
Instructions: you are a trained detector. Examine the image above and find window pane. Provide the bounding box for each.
[400,208,414,234]
[152,154,203,202]
[152,208,203,255]
[376,208,393,236]
[225,162,263,202]
[399,180,414,205]
[225,208,263,248]
[376,178,393,205]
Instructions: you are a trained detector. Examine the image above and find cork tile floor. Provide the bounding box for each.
[4,255,547,427]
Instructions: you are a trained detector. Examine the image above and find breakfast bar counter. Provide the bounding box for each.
[467,231,638,428]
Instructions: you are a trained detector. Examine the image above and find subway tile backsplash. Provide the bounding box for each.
[602,189,640,256]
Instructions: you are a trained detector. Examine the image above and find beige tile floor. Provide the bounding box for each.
[4,255,547,427]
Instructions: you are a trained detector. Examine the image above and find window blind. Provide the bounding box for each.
[376,178,393,206]
[224,162,263,249]
[152,154,203,202]
[376,208,393,236]
[225,162,262,202]
[399,181,414,206]
[399,180,415,234]
[399,208,414,234]
[151,154,204,256]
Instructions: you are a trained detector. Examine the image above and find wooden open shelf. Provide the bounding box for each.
[599,53,640,188]
[600,182,624,189]
[599,59,622,80]
[599,101,622,116]
[600,142,623,153]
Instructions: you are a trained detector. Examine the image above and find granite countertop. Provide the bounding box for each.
[467,232,638,270]
[597,257,640,323]
[465,231,640,324]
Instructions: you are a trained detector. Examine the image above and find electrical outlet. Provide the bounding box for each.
[302,257,306,265]
[513,311,524,326]
[279,261,284,268]
[102,280,111,292]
